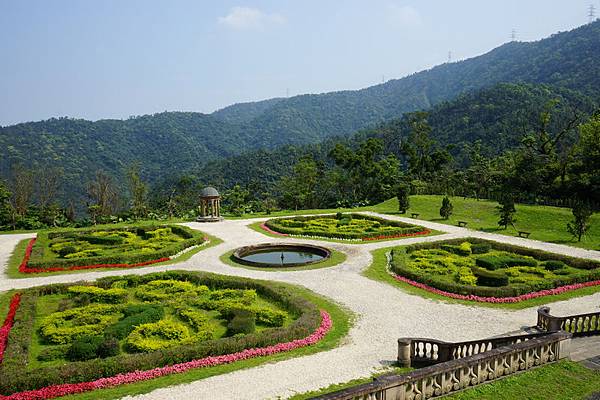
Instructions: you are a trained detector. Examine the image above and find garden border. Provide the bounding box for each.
[0,294,20,363]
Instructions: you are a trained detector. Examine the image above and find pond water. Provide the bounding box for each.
[240,250,325,265]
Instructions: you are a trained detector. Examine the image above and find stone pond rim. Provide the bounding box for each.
[232,243,332,268]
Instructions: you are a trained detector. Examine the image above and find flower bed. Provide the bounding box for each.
[387,238,600,301]
[0,294,21,363]
[263,214,429,241]
[18,225,207,274]
[0,271,328,396]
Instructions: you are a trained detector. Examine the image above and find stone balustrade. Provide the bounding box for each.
[312,331,572,400]
[537,306,600,336]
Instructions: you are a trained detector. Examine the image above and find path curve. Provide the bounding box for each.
[0,215,599,399]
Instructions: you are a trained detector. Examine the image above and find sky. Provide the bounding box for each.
[0,0,596,126]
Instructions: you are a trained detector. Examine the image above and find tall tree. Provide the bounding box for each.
[86,170,118,221]
[127,163,148,219]
[567,201,593,242]
[396,184,410,214]
[9,164,34,217]
[439,196,454,220]
[497,196,517,229]
[568,113,600,204]
[279,156,319,210]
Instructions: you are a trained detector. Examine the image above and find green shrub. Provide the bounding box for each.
[471,267,510,287]
[36,346,68,362]
[441,243,471,256]
[135,279,199,302]
[57,245,77,258]
[66,336,104,361]
[96,337,121,358]
[126,320,192,353]
[254,308,287,327]
[104,304,164,339]
[456,267,477,286]
[471,243,491,254]
[543,260,567,271]
[226,309,256,336]
[475,255,537,270]
[80,235,124,245]
[176,308,214,341]
[67,286,128,303]
[39,304,121,345]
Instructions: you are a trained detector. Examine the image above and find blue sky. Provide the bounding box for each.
[0,0,595,125]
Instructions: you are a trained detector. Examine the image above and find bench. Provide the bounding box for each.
[518,231,531,238]
[410,213,420,218]
[457,221,468,227]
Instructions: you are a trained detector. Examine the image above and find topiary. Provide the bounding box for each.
[471,267,509,287]
[226,309,256,336]
[66,336,104,361]
[543,260,567,271]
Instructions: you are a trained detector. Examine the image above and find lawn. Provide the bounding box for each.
[364,247,600,310]
[370,195,600,250]
[0,271,351,399]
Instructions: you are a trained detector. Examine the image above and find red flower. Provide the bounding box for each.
[0,293,21,363]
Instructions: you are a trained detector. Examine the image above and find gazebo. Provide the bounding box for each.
[197,186,223,222]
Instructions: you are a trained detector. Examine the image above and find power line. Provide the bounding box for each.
[447,51,452,63]
[589,4,596,23]
[510,28,517,42]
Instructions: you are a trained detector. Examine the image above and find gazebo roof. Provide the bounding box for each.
[200,186,220,198]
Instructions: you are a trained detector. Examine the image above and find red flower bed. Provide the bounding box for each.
[19,239,170,274]
[361,230,431,241]
[391,271,600,303]
[260,223,430,241]
[0,310,332,400]
[0,293,21,363]
[259,223,289,236]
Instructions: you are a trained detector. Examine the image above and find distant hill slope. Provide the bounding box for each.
[198,83,598,190]
[1,21,599,204]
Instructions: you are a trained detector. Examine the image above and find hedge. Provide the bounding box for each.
[26,225,205,270]
[265,213,426,240]
[391,238,600,298]
[0,271,322,395]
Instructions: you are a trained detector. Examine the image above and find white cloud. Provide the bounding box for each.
[218,7,286,30]
[387,4,422,28]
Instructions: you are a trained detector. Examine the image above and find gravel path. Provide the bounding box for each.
[0,215,599,400]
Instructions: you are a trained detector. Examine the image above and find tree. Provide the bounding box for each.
[567,201,593,242]
[439,196,453,220]
[397,185,410,214]
[37,167,62,210]
[0,180,12,228]
[279,156,319,210]
[127,163,148,220]
[497,196,517,229]
[86,170,118,221]
[9,164,34,217]
[568,113,600,204]
[224,185,249,216]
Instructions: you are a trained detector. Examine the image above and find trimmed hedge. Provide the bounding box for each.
[0,271,322,395]
[391,238,600,298]
[27,225,205,270]
[472,267,510,287]
[475,255,537,271]
[264,213,425,240]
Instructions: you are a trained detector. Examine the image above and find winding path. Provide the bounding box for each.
[1,213,599,399]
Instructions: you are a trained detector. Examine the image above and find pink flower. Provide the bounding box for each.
[391,272,600,303]
[0,311,332,399]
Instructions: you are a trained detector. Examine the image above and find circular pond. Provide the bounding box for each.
[232,243,331,268]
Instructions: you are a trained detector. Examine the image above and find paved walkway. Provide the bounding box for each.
[0,214,599,399]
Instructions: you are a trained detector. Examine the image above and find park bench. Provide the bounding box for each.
[410,213,420,218]
[457,221,468,227]
[517,231,531,238]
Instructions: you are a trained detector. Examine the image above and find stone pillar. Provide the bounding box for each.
[398,339,412,367]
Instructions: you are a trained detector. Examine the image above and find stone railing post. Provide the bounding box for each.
[398,339,412,367]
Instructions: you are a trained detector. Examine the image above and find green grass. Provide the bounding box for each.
[219,248,347,272]
[56,286,352,400]
[444,361,600,400]
[364,247,600,310]
[0,290,15,322]
[248,221,441,244]
[371,195,600,250]
[5,233,223,279]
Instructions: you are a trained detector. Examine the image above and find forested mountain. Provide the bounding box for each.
[1,21,600,205]
[197,83,598,191]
